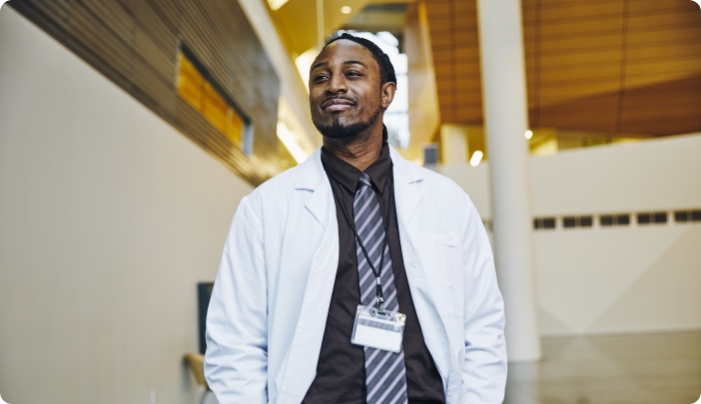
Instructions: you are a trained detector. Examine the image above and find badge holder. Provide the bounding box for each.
[351,304,406,353]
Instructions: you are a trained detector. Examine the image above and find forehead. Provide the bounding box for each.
[313,39,379,71]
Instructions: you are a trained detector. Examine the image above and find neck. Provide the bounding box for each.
[323,124,384,171]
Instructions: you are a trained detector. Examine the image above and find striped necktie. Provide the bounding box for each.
[353,173,408,404]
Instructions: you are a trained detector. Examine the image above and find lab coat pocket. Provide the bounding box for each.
[439,234,465,318]
[420,233,463,316]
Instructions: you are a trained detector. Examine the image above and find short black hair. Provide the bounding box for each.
[323,33,397,89]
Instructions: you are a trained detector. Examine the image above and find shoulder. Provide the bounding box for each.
[391,149,471,205]
[242,148,324,212]
[249,165,300,200]
[391,149,479,232]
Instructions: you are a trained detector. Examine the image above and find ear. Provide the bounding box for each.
[380,81,396,110]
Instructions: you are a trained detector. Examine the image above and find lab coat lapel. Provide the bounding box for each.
[296,148,331,229]
[390,147,452,383]
[275,149,340,404]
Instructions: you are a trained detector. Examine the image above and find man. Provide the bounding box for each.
[205,33,506,404]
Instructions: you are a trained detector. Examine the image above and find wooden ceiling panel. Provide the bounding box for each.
[453,17,478,28]
[423,0,701,134]
[431,34,455,47]
[628,1,694,12]
[626,59,701,77]
[538,49,623,67]
[627,43,701,64]
[534,34,622,53]
[436,71,481,83]
[535,3,624,22]
[536,18,625,38]
[455,96,482,107]
[426,3,452,15]
[453,48,480,61]
[627,29,701,46]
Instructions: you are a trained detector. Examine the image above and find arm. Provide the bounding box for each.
[460,196,507,403]
[205,195,268,403]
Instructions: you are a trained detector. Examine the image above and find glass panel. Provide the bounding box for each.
[674,211,689,222]
[563,217,576,228]
[580,216,593,227]
[616,214,630,225]
[637,213,651,225]
[653,212,668,224]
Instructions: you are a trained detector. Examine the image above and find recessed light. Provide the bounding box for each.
[267,0,290,11]
[341,6,352,14]
[470,151,484,167]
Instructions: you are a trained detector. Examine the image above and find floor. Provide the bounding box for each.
[201,331,701,403]
[505,331,701,404]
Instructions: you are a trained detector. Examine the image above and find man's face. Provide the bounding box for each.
[309,40,394,139]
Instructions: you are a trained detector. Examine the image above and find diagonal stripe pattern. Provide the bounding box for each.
[354,173,408,404]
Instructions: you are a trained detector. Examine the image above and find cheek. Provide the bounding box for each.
[360,91,381,113]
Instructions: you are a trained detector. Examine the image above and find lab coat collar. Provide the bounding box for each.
[294,148,331,229]
[294,145,424,229]
[389,146,424,224]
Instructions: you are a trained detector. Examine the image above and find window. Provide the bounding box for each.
[674,210,701,223]
[176,45,251,154]
[563,216,593,229]
[600,214,630,227]
[637,212,667,225]
[534,217,556,230]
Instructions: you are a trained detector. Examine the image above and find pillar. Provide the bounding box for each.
[476,0,541,361]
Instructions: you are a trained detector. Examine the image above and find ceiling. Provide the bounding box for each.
[424,0,701,136]
[271,0,411,57]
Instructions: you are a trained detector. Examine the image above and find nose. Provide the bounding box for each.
[326,72,347,94]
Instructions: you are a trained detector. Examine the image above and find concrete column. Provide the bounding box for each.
[477,0,541,361]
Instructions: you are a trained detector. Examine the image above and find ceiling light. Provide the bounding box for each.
[341,6,352,14]
[277,122,307,163]
[295,48,318,93]
[469,151,483,167]
[525,130,533,140]
[267,0,289,11]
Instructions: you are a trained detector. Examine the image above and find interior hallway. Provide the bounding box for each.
[505,331,701,404]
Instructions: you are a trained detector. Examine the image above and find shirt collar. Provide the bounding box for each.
[321,142,392,193]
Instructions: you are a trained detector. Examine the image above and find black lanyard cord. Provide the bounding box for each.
[330,173,395,310]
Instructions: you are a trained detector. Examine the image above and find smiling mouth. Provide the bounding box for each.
[321,97,355,111]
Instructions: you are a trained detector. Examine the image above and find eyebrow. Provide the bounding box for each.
[310,60,368,72]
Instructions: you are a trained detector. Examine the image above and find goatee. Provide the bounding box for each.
[315,107,382,140]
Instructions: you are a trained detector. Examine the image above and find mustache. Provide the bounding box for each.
[321,96,356,109]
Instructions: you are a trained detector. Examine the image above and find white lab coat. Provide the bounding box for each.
[205,146,507,404]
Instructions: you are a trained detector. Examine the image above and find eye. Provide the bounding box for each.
[312,74,329,83]
[346,71,362,78]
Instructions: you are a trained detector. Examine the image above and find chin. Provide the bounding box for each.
[315,119,372,140]
[314,106,382,140]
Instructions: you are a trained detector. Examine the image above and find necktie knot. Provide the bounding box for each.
[358,173,372,189]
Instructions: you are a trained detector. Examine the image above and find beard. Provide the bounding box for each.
[314,106,382,140]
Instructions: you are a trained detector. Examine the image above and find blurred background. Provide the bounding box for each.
[0,0,699,403]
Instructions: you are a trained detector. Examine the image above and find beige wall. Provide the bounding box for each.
[0,7,251,404]
[442,134,701,336]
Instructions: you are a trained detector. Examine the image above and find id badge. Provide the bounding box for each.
[351,305,406,353]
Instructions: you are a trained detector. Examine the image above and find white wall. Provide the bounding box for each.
[442,134,701,336]
[0,7,251,404]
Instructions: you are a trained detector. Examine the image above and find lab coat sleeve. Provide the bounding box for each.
[205,195,268,403]
[460,194,507,403]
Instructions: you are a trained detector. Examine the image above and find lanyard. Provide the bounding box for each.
[331,172,395,313]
